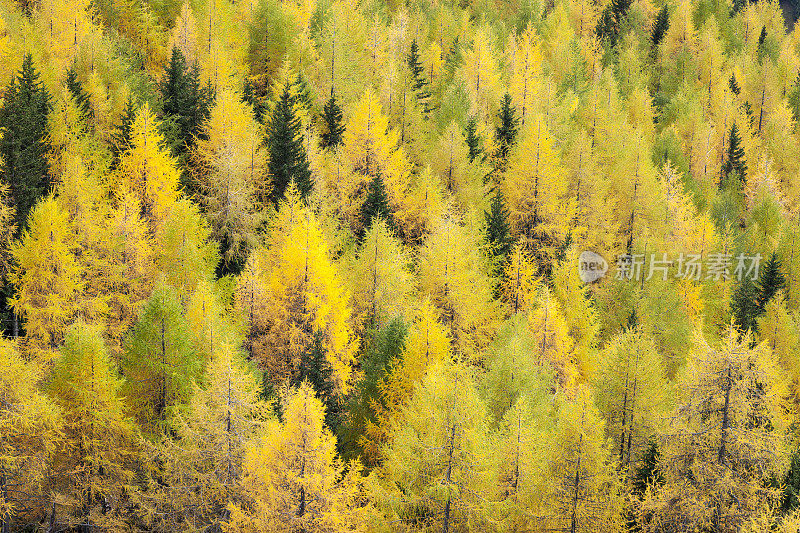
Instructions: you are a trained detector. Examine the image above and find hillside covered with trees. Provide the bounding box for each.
[3,0,800,529]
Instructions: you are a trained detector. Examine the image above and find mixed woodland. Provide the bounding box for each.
[4,0,800,529]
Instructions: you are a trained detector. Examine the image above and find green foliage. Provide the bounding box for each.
[495,93,519,166]
[265,81,312,201]
[320,92,345,150]
[721,122,746,190]
[122,285,202,435]
[0,53,52,235]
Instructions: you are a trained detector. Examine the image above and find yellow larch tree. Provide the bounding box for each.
[192,87,266,272]
[417,210,498,359]
[430,122,486,210]
[226,382,370,532]
[508,25,543,127]
[10,195,82,362]
[47,322,137,531]
[640,327,792,532]
[345,217,412,330]
[527,285,578,389]
[0,339,61,531]
[116,103,182,226]
[503,115,574,263]
[236,187,357,396]
[500,242,541,315]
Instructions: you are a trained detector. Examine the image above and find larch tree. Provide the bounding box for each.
[122,284,202,435]
[192,87,266,276]
[47,322,137,531]
[116,103,182,226]
[417,211,498,359]
[640,327,792,532]
[346,217,412,330]
[503,115,573,270]
[593,328,672,470]
[236,188,357,398]
[226,382,369,532]
[378,362,494,532]
[0,338,61,532]
[143,342,272,532]
[10,195,82,362]
[526,286,579,388]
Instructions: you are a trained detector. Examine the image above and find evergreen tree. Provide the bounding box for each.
[756,253,786,312]
[65,67,92,121]
[721,122,746,189]
[359,174,393,238]
[495,93,519,165]
[650,6,669,51]
[731,0,745,14]
[729,74,741,96]
[465,117,483,163]
[110,96,137,169]
[731,275,760,334]
[296,332,339,432]
[407,39,431,114]
[319,92,345,150]
[596,0,632,47]
[159,47,214,160]
[0,53,52,235]
[756,26,768,61]
[242,78,265,123]
[788,74,800,125]
[484,190,512,264]
[265,81,312,201]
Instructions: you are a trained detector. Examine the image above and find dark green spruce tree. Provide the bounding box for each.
[296,332,339,433]
[756,26,768,62]
[756,253,786,312]
[650,6,669,53]
[721,122,747,190]
[110,97,137,170]
[729,74,741,96]
[731,274,760,334]
[407,39,432,114]
[265,80,313,201]
[465,117,483,163]
[65,67,93,121]
[159,46,214,160]
[494,93,519,167]
[359,174,393,238]
[788,74,800,125]
[596,0,632,47]
[0,53,52,235]
[319,91,345,149]
[485,190,512,263]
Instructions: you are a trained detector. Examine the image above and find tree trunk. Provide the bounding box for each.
[1,468,9,533]
[718,366,732,464]
[442,423,456,533]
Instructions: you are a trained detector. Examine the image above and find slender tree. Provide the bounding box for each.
[319,92,345,149]
[265,81,312,201]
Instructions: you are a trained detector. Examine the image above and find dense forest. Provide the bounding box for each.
[3,0,800,528]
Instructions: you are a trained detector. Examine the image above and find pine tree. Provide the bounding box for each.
[484,190,512,265]
[0,53,52,235]
[265,81,312,201]
[596,0,632,47]
[756,26,768,61]
[159,46,214,163]
[731,275,760,334]
[319,92,345,150]
[407,39,432,114]
[122,284,202,435]
[65,67,92,122]
[465,117,483,163]
[721,122,747,189]
[495,93,519,165]
[650,6,670,51]
[358,174,393,237]
[729,74,741,96]
[110,97,137,170]
[756,253,786,312]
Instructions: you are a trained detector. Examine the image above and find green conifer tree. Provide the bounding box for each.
[110,97,137,170]
[485,190,512,265]
[721,122,747,190]
[407,39,432,114]
[756,253,786,312]
[265,81,312,201]
[650,6,669,51]
[465,117,483,163]
[359,175,393,237]
[319,92,345,150]
[65,67,92,121]
[732,275,760,334]
[122,285,201,435]
[495,93,519,166]
[0,53,52,235]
